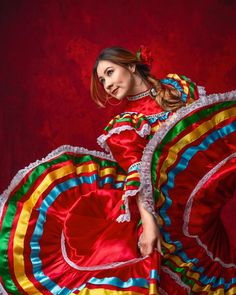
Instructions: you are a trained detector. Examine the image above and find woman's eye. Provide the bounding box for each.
[100,78,105,84]
[107,69,113,76]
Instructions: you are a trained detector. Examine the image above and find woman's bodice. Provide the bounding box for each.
[96,74,202,221]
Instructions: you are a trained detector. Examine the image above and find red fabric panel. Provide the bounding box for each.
[107,130,147,172]
[0,0,236,239]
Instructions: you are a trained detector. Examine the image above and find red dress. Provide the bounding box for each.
[0,74,236,295]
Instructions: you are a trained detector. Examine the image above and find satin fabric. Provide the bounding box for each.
[107,131,148,171]
[0,152,160,295]
[0,74,235,295]
[151,102,236,294]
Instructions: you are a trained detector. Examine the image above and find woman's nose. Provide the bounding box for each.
[105,79,113,91]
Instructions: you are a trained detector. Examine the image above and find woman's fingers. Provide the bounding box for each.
[138,235,156,256]
[138,231,163,256]
[156,226,163,256]
[138,235,149,256]
[139,241,153,256]
[137,216,163,256]
[155,238,163,256]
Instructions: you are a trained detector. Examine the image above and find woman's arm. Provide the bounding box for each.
[98,113,162,252]
[137,195,162,256]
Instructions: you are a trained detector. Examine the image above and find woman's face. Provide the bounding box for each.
[96,60,135,100]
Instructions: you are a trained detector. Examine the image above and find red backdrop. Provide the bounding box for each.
[0,0,236,239]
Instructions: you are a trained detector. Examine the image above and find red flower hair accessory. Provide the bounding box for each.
[136,45,153,67]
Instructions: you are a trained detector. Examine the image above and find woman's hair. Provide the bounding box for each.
[90,46,183,111]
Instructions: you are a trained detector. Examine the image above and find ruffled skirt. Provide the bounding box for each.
[0,91,236,294]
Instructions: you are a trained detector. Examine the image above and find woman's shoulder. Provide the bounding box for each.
[104,112,149,131]
[97,112,151,152]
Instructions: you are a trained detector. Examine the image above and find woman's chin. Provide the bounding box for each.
[114,92,128,101]
[111,94,125,101]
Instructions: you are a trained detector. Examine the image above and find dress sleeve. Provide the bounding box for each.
[160,73,200,105]
[97,112,155,222]
[97,112,151,155]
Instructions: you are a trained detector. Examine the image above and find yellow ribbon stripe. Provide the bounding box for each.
[149,283,158,295]
[158,107,236,187]
[13,164,75,294]
[78,288,144,295]
[192,284,236,295]
[13,160,125,293]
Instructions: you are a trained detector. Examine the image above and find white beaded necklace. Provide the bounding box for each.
[126,88,157,101]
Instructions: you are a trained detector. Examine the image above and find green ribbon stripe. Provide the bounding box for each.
[105,116,147,133]
[189,81,195,99]
[164,259,195,288]
[0,153,119,294]
[180,75,196,99]
[151,101,236,185]
[126,180,140,187]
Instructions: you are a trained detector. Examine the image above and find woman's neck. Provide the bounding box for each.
[128,74,150,96]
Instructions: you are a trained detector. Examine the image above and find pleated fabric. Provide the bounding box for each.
[0,150,160,294]
[0,82,236,294]
[141,94,236,294]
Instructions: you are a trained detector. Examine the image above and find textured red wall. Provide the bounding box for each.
[0,0,236,193]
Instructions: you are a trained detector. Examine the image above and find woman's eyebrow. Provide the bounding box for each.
[98,67,112,79]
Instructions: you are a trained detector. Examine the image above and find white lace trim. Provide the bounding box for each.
[146,111,169,120]
[139,146,157,215]
[197,85,207,100]
[128,161,142,173]
[159,287,169,295]
[116,162,142,223]
[0,145,115,219]
[183,152,236,268]
[0,283,8,295]
[97,124,151,153]
[61,231,146,270]
[161,266,191,293]
[116,187,141,223]
[140,90,236,215]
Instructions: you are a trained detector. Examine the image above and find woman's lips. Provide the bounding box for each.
[112,88,119,95]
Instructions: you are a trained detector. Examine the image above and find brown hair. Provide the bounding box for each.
[90,46,183,111]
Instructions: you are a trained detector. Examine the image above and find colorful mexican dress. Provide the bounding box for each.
[0,74,236,295]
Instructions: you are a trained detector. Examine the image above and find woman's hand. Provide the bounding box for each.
[136,195,162,256]
[138,213,162,256]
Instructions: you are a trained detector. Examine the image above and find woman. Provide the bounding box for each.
[0,46,235,295]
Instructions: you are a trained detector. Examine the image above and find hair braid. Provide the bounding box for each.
[147,75,184,111]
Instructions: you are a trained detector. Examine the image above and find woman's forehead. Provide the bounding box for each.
[97,60,117,77]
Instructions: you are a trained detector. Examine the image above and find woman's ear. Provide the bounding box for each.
[128,64,136,73]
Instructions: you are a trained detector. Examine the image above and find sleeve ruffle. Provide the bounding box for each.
[97,112,151,153]
[117,161,142,222]
[160,73,201,105]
